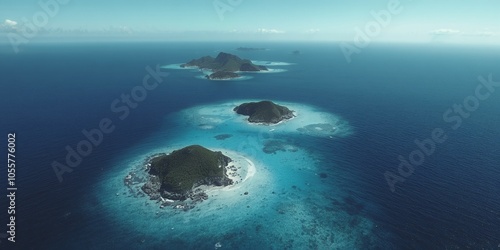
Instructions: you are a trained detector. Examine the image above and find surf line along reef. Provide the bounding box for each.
[125,101,295,211]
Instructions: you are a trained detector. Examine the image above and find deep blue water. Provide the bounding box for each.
[1,42,500,249]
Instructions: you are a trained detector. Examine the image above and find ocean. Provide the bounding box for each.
[1,42,499,249]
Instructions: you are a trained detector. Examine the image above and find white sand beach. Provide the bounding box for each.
[204,148,256,193]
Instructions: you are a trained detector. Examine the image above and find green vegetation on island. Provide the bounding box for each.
[234,101,295,124]
[142,145,233,201]
[206,71,241,80]
[181,52,268,79]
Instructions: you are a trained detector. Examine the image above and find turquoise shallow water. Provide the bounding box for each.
[2,42,499,249]
[93,100,383,249]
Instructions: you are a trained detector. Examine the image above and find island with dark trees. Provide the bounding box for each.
[141,145,233,206]
[206,71,240,80]
[181,52,268,80]
[234,101,295,124]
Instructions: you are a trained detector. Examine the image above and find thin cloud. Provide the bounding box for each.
[4,19,17,26]
[118,26,133,34]
[462,31,496,37]
[430,28,497,37]
[0,19,18,32]
[306,28,320,34]
[257,28,285,34]
[430,29,461,36]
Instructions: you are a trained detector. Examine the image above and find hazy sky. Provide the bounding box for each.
[1,0,499,44]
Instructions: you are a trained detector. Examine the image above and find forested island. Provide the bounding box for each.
[234,101,295,124]
[141,145,233,203]
[181,52,268,80]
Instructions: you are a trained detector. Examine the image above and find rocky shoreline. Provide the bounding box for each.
[124,148,245,211]
[205,71,241,80]
[234,100,295,124]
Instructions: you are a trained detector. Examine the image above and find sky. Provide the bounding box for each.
[0,0,499,44]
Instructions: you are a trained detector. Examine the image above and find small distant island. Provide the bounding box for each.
[207,71,240,80]
[236,47,268,51]
[141,145,233,203]
[181,52,268,80]
[234,101,295,124]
